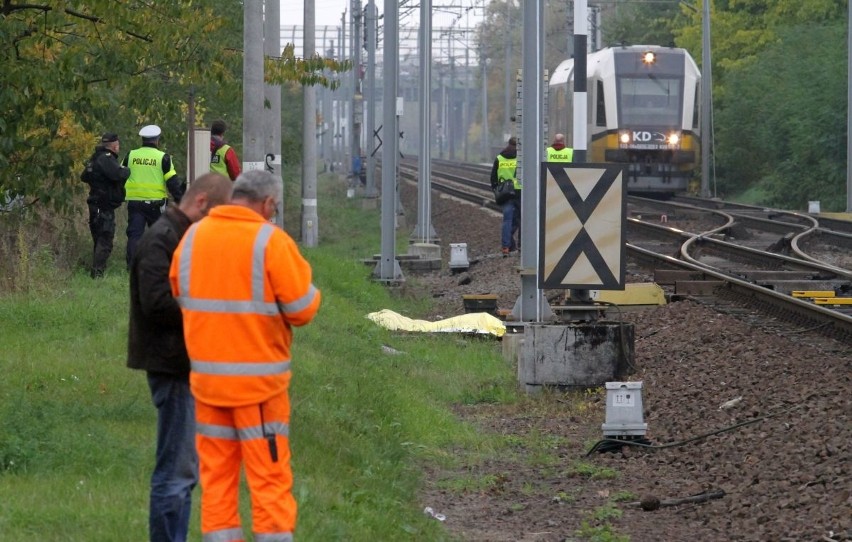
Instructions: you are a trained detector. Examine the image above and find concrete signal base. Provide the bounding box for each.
[518,322,635,394]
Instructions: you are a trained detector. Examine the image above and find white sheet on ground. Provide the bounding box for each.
[366,309,505,337]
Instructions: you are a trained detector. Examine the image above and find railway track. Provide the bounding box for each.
[396,158,852,340]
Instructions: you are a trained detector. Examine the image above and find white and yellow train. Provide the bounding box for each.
[549,45,701,195]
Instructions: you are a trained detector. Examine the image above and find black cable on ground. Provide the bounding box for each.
[585,401,806,457]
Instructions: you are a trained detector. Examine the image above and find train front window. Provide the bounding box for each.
[618,76,682,126]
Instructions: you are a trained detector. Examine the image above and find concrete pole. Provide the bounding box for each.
[243,0,265,173]
[263,0,283,227]
[375,0,403,282]
[301,0,319,245]
[515,0,545,322]
[413,0,435,243]
[700,0,712,198]
[365,0,378,197]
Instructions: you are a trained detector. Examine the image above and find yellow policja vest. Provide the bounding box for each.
[210,144,231,177]
[546,147,573,162]
[125,146,176,200]
[496,155,520,190]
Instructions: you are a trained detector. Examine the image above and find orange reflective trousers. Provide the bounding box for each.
[195,392,295,542]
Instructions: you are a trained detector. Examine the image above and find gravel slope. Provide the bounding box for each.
[395,182,851,542]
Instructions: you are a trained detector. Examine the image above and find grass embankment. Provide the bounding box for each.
[0,174,517,541]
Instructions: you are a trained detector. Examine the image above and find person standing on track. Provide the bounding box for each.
[490,136,521,257]
[170,169,321,542]
[128,172,233,542]
[209,119,241,181]
[546,133,573,162]
[81,131,130,278]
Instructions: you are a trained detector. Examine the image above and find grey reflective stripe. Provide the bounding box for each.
[177,223,200,300]
[191,360,291,376]
[278,284,319,315]
[197,423,239,440]
[176,222,276,315]
[254,533,293,542]
[202,527,244,542]
[197,422,289,442]
[179,297,280,315]
[239,421,289,441]
[252,224,275,301]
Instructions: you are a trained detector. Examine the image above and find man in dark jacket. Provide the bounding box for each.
[127,172,232,542]
[82,132,130,277]
[489,137,520,257]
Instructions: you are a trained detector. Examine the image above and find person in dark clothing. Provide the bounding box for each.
[127,172,232,542]
[82,132,131,278]
[489,136,521,257]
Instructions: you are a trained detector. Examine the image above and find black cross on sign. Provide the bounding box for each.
[538,163,627,289]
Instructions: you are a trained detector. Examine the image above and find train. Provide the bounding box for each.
[548,45,701,195]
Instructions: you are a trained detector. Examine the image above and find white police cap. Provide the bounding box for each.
[139,125,162,138]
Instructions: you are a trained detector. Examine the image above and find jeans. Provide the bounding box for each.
[501,197,521,250]
[147,373,199,542]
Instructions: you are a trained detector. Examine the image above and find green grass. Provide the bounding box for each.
[0,173,517,541]
[729,182,772,206]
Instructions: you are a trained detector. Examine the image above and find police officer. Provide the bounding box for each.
[82,132,130,278]
[546,133,573,162]
[489,137,520,257]
[209,119,241,181]
[123,125,185,268]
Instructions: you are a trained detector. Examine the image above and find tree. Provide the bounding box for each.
[0,1,348,213]
[715,23,847,210]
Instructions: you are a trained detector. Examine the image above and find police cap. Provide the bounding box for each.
[139,125,162,139]
[100,132,119,143]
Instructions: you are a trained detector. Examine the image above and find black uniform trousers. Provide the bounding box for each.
[126,199,165,269]
[88,202,116,278]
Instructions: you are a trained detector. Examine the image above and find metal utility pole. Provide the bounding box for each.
[365,0,378,197]
[301,0,319,245]
[481,55,489,159]
[572,0,588,165]
[700,0,713,198]
[243,0,265,173]
[514,0,545,322]
[464,46,470,162]
[264,0,283,227]
[350,0,362,180]
[375,0,403,282]
[503,3,512,140]
[413,0,435,243]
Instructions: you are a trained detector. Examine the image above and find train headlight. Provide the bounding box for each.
[667,132,680,145]
[642,51,656,65]
[619,132,631,144]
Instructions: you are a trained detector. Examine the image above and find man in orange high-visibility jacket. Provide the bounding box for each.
[169,169,321,542]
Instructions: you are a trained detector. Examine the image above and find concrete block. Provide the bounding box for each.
[518,322,634,391]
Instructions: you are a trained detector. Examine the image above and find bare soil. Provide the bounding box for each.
[397,184,851,542]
